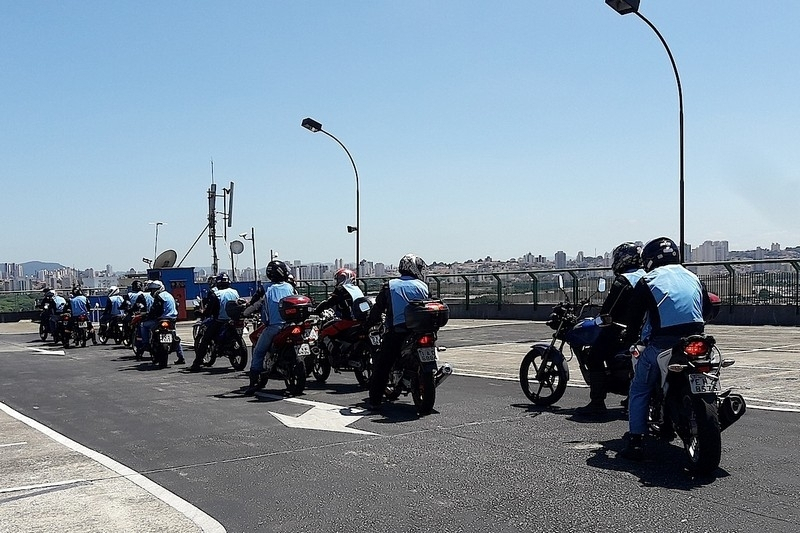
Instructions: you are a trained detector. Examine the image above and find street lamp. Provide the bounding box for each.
[606,0,686,262]
[149,222,164,263]
[239,227,258,280]
[301,117,361,277]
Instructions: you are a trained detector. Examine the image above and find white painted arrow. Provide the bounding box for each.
[263,395,377,435]
[29,347,66,356]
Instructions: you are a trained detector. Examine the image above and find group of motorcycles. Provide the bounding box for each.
[519,276,747,475]
[37,303,93,348]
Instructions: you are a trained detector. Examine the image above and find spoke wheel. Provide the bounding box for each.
[519,347,568,406]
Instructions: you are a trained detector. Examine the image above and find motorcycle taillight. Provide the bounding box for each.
[684,340,710,358]
[417,334,435,347]
[160,320,171,328]
[290,325,303,336]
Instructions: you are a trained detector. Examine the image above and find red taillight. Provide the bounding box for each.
[424,302,446,312]
[290,326,303,336]
[684,341,709,358]
[417,334,435,347]
[160,321,171,328]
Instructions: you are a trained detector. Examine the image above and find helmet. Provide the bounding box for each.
[398,253,427,280]
[334,268,356,287]
[131,280,143,292]
[266,260,290,283]
[107,286,120,297]
[611,242,642,275]
[641,237,680,271]
[207,275,216,288]
[145,280,165,293]
[72,286,83,296]
[45,290,55,298]
[215,272,231,289]
[42,286,52,293]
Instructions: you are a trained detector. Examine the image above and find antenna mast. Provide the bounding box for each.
[208,159,219,275]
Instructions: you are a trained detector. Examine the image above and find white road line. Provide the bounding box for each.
[0,401,225,533]
[0,441,28,447]
[0,478,87,494]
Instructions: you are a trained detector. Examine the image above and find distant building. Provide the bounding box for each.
[554,251,566,269]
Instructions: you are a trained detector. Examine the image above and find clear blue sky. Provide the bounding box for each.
[2,1,798,271]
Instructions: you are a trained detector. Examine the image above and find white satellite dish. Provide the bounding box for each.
[230,240,244,255]
[153,249,178,269]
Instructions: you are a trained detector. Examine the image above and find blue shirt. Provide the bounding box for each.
[108,295,124,316]
[70,295,90,316]
[638,264,704,341]
[388,276,429,326]
[265,282,296,326]
[158,291,179,319]
[215,287,240,320]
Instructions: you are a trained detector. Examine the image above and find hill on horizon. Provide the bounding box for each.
[20,261,67,277]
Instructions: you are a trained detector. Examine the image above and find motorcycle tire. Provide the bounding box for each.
[229,343,248,371]
[353,345,373,389]
[313,353,331,383]
[122,329,132,347]
[683,393,722,476]
[98,330,109,345]
[412,366,437,416]
[284,352,306,396]
[80,331,87,348]
[62,334,71,349]
[38,323,48,342]
[202,341,217,367]
[114,332,124,345]
[519,346,568,406]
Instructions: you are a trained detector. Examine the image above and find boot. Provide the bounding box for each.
[243,371,265,396]
[620,432,645,461]
[575,371,608,418]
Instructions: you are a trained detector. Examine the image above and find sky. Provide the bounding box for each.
[2,1,798,272]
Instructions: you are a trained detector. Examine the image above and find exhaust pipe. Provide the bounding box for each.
[434,363,453,388]
[719,392,746,431]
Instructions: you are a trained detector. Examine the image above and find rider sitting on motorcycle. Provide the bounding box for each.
[39,288,66,337]
[313,268,365,365]
[100,286,125,333]
[575,242,646,418]
[140,280,185,365]
[619,237,712,461]
[67,287,98,345]
[243,260,296,395]
[190,273,239,370]
[366,253,430,411]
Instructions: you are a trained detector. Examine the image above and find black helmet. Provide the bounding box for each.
[398,253,427,280]
[72,286,83,297]
[611,242,642,275]
[266,260,290,283]
[207,275,216,288]
[215,272,231,289]
[131,280,143,292]
[641,237,680,271]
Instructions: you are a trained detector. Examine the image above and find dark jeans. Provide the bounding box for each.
[369,329,406,405]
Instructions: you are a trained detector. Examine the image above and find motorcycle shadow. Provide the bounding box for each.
[511,403,628,424]
[586,436,730,487]
[309,381,368,396]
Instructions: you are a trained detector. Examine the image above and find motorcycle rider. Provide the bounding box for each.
[100,286,125,335]
[366,253,430,410]
[313,268,366,366]
[575,242,646,418]
[243,260,296,396]
[140,280,186,365]
[67,286,98,346]
[619,237,712,460]
[47,289,68,337]
[190,272,240,370]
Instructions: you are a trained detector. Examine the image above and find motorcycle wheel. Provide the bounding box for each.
[80,331,87,348]
[203,341,217,367]
[229,343,248,371]
[98,329,109,345]
[519,347,568,406]
[62,333,70,349]
[284,352,306,396]
[313,353,331,383]
[38,323,48,341]
[122,328,131,347]
[412,366,437,416]
[683,393,722,476]
[353,345,374,389]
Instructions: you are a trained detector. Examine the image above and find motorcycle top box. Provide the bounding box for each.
[405,300,450,331]
[279,295,313,323]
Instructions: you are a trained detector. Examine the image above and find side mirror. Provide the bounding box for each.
[598,278,607,293]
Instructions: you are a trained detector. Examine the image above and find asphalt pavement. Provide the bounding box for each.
[1,319,798,532]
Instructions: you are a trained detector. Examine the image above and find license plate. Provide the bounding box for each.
[78,322,87,328]
[689,373,720,394]
[160,333,174,343]
[369,333,382,346]
[295,344,311,356]
[417,347,436,362]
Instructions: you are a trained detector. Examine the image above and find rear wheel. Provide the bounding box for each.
[519,347,568,406]
[683,393,722,476]
[229,342,248,371]
[202,341,217,367]
[412,366,437,415]
[98,327,109,345]
[353,344,374,389]
[313,352,331,383]
[284,351,306,395]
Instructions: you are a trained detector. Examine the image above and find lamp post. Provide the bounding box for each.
[606,0,686,262]
[239,227,258,280]
[301,117,361,277]
[149,222,164,263]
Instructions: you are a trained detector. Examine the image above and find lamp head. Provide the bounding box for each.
[301,117,323,133]
[347,225,358,233]
[606,0,639,15]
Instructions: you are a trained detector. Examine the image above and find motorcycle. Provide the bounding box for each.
[381,300,453,416]
[148,318,178,369]
[309,297,377,388]
[130,312,147,358]
[63,313,90,348]
[247,295,313,396]
[98,315,125,345]
[192,300,249,371]
[36,303,52,341]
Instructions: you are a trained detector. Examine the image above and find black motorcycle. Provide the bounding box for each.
[192,300,249,371]
[98,316,125,345]
[148,318,178,369]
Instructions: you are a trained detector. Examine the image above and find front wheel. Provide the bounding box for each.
[519,347,568,406]
[313,352,331,383]
[39,323,48,341]
[229,342,248,371]
[353,344,374,389]
[202,341,217,367]
[98,327,109,345]
[412,365,437,415]
[683,393,722,476]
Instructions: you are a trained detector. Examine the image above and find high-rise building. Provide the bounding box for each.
[554,251,566,269]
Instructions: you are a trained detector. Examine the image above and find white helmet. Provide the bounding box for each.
[145,280,165,293]
[107,286,120,297]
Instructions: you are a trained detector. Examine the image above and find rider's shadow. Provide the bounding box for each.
[586,436,729,488]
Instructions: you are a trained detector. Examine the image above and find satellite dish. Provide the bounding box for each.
[153,249,178,268]
[230,240,244,255]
